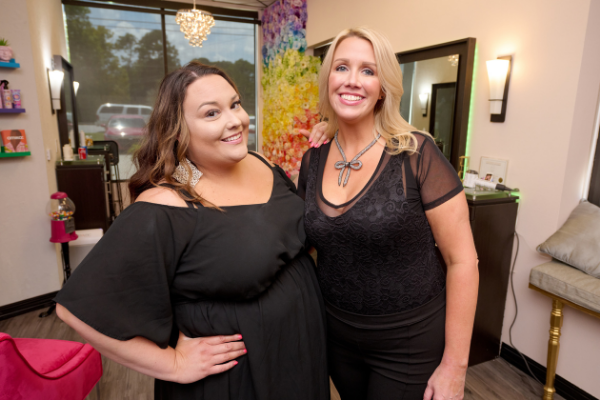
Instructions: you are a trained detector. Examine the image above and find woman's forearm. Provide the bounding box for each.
[56,303,178,381]
[441,260,479,368]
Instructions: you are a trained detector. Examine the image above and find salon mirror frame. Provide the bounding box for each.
[54,54,80,156]
[397,38,476,171]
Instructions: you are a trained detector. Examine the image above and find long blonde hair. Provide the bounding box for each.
[319,27,429,155]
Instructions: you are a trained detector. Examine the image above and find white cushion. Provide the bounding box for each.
[530,260,600,313]
[537,201,600,278]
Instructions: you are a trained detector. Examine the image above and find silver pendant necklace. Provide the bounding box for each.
[334,131,381,187]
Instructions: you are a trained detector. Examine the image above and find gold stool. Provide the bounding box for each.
[529,261,600,400]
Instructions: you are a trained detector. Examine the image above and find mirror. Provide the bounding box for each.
[397,38,476,171]
[400,56,459,160]
[55,55,80,156]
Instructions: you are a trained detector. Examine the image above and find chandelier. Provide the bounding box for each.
[176,0,216,48]
[448,54,459,67]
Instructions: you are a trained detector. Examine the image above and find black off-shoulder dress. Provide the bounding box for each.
[55,153,329,400]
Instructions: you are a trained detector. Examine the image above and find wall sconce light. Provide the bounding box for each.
[419,93,429,117]
[486,55,512,122]
[48,68,64,112]
[73,81,79,96]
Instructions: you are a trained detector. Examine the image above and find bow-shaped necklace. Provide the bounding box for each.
[334,131,381,187]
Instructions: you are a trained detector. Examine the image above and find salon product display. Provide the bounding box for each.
[0,80,21,109]
[11,89,20,107]
[78,130,87,159]
[1,129,28,152]
[463,168,517,192]
[62,144,74,161]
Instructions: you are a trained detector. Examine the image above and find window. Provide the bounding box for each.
[588,126,600,206]
[108,118,146,129]
[63,1,258,179]
[165,19,257,150]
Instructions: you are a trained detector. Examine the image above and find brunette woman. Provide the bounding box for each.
[55,62,329,400]
[298,28,479,400]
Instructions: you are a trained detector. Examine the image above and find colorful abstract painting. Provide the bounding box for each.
[261,0,320,177]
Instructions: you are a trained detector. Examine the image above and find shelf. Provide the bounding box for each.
[0,58,20,68]
[0,108,25,114]
[0,151,31,158]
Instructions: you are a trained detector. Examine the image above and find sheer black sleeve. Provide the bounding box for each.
[54,202,197,348]
[297,149,313,200]
[414,134,463,210]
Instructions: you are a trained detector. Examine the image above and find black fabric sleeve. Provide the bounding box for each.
[416,136,464,210]
[274,164,297,194]
[54,202,197,348]
[297,149,313,201]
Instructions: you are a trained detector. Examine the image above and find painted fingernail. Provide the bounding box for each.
[324,140,329,144]
[238,334,243,339]
[244,349,248,353]
[234,361,238,365]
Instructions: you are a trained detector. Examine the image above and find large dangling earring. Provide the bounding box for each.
[172,158,203,187]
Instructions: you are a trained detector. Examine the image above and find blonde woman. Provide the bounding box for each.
[298,28,479,400]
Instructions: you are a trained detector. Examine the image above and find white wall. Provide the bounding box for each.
[307,0,600,396]
[0,0,66,306]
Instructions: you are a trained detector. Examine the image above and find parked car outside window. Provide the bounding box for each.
[104,115,147,151]
[96,104,152,127]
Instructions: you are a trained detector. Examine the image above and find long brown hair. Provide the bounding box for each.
[129,61,240,205]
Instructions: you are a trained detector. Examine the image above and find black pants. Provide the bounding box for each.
[326,289,446,400]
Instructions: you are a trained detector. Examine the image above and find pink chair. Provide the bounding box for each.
[0,332,102,400]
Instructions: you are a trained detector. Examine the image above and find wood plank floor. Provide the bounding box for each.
[1,309,564,400]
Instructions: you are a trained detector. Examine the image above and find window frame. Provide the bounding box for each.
[588,126,600,206]
[62,0,261,158]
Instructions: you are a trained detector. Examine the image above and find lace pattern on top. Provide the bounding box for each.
[299,132,462,315]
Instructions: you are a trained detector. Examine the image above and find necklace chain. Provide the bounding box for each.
[333,131,381,187]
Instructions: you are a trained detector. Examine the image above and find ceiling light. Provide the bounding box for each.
[176,0,216,48]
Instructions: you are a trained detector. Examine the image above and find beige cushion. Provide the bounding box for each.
[530,260,600,313]
[537,201,600,278]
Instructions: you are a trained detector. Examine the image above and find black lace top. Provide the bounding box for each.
[298,132,463,315]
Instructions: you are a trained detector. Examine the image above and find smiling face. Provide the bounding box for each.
[328,36,383,126]
[183,74,250,168]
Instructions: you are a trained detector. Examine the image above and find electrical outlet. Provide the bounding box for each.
[46,148,51,161]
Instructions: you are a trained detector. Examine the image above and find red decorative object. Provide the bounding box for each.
[48,192,78,243]
[0,332,102,400]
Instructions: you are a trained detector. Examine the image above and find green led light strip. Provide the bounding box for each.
[464,43,478,178]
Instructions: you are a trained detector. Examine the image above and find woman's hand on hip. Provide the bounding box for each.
[172,331,246,384]
[299,121,330,148]
[423,361,467,400]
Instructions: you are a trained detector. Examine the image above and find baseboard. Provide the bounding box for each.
[0,292,58,322]
[500,342,598,400]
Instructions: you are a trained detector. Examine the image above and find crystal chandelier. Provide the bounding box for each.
[176,0,216,48]
[448,54,459,67]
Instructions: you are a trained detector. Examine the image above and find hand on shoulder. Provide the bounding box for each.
[136,185,189,208]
